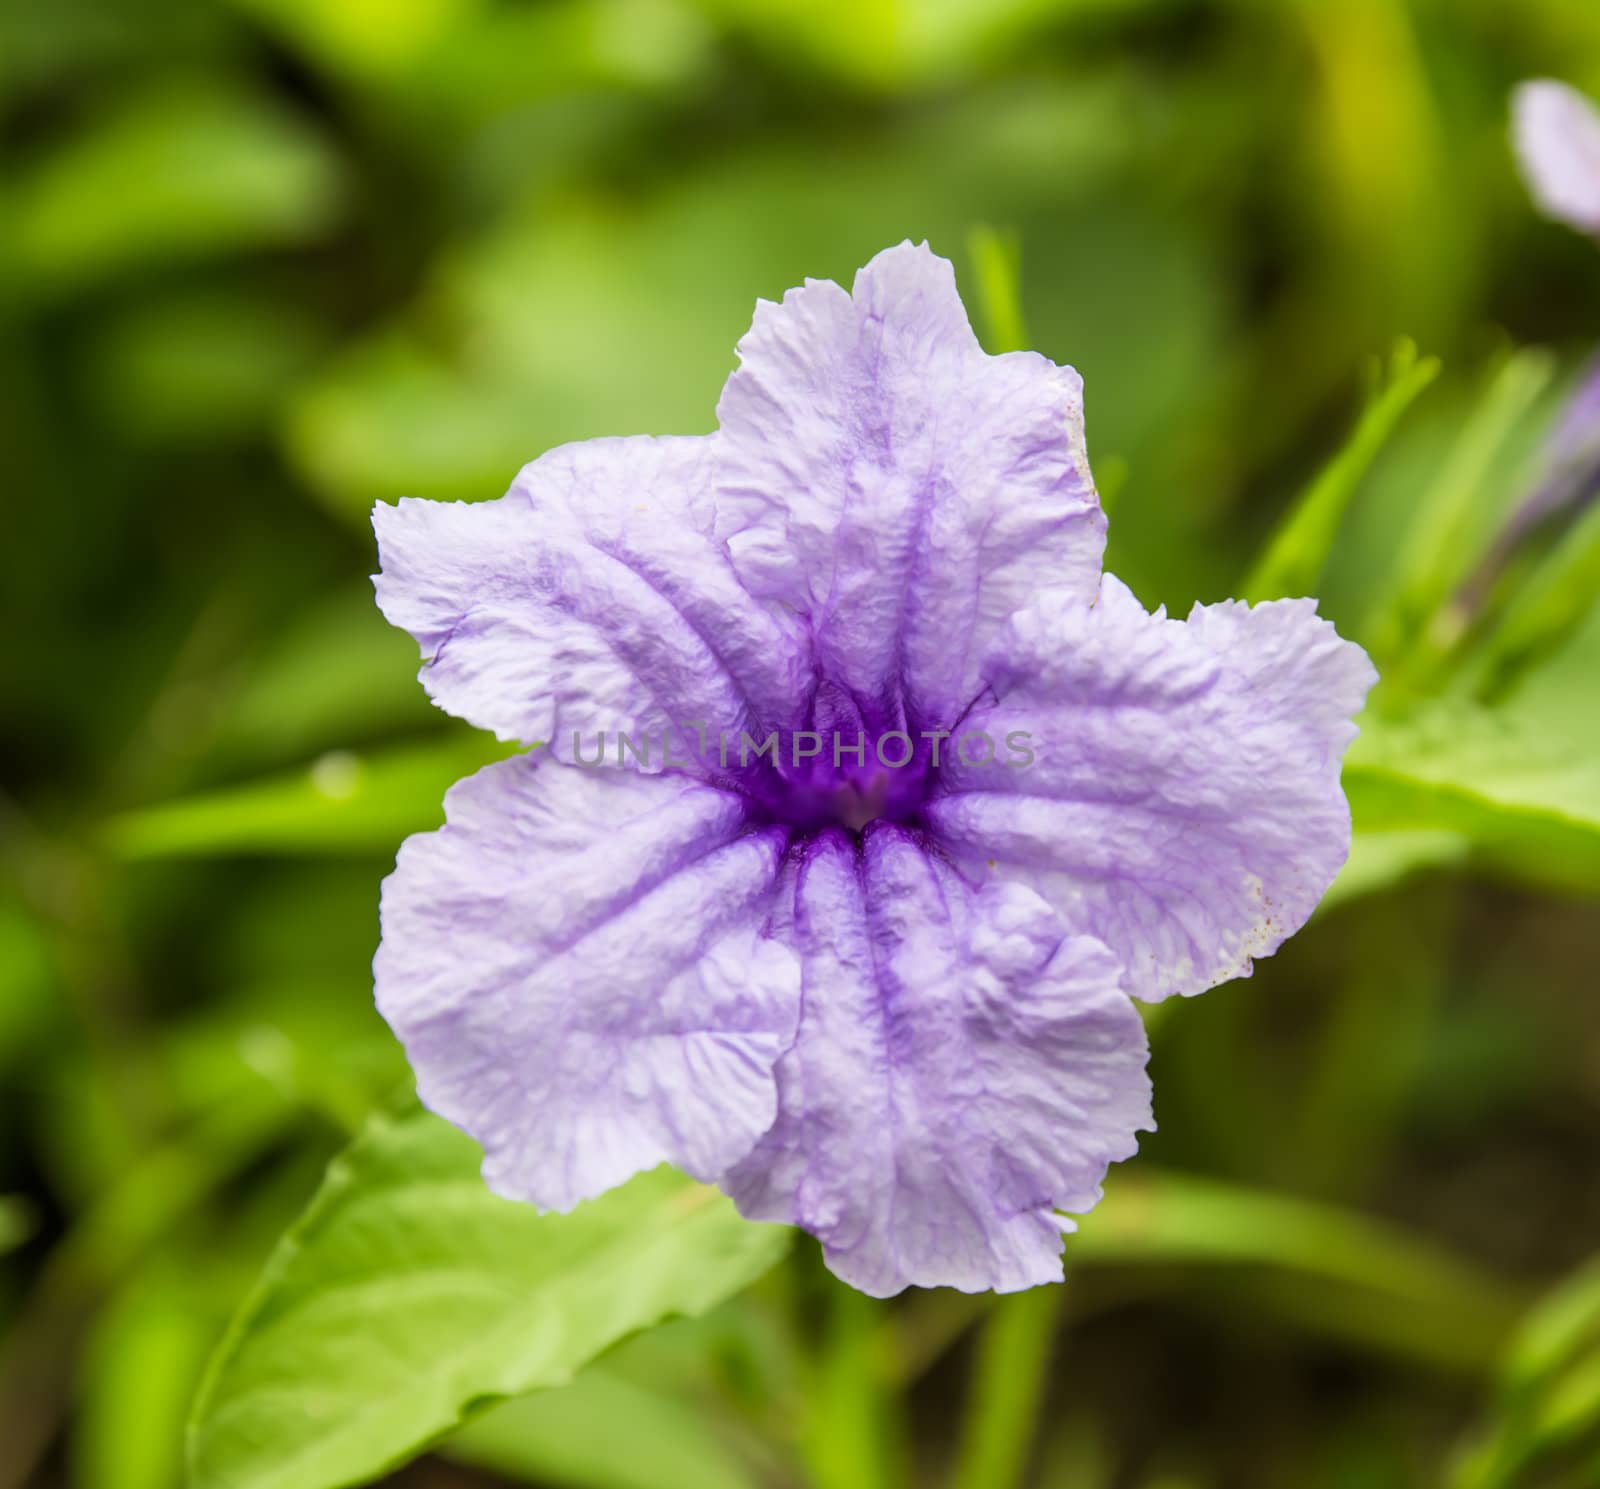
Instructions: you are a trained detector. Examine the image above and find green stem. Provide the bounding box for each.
[952,1287,1066,1489]
[801,1283,907,1489]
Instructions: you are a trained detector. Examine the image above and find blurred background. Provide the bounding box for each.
[4,0,1600,1486]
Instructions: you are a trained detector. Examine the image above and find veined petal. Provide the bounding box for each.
[373,434,809,766]
[1514,79,1600,237]
[723,827,1151,1297]
[375,755,802,1211]
[714,241,1104,730]
[928,575,1376,1003]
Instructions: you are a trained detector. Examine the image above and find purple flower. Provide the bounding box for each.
[1514,79,1600,237]
[373,243,1374,1295]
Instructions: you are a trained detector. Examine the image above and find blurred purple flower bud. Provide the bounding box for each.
[1514,80,1600,237]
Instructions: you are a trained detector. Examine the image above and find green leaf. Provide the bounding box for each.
[65,1088,299,1287]
[1317,827,1469,914]
[1344,701,1600,894]
[1455,1257,1600,1489]
[86,290,328,446]
[1071,1169,1520,1372]
[408,0,714,116]
[951,1289,1064,1489]
[77,1261,216,1489]
[222,0,477,81]
[1473,497,1600,701]
[1241,340,1439,602]
[102,734,512,859]
[1505,1259,1600,1398]
[802,1287,907,1489]
[186,1104,792,1489]
[677,0,1161,92]
[228,0,711,115]
[5,81,343,298]
[1366,349,1555,663]
[208,585,443,772]
[447,1364,760,1489]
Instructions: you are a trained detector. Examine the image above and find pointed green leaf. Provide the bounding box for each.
[1367,349,1554,661]
[1506,1259,1600,1398]
[1242,340,1439,602]
[1474,497,1600,700]
[103,735,512,859]
[1455,1257,1600,1489]
[187,1104,791,1489]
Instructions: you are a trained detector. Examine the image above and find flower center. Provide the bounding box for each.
[729,685,939,837]
[744,744,935,834]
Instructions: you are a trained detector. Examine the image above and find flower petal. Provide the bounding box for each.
[375,754,802,1210]
[374,434,808,765]
[927,575,1376,1002]
[714,240,1104,730]
[1513,79,1600,237]
[723,826,1151,1296]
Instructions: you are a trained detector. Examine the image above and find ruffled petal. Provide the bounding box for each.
[374,434,809,766]
[714,241,1104,730]
[375,755,802,1210]
[1514,80,1600,237]
[927,575,1376,1003]
[723,826,1151,1297]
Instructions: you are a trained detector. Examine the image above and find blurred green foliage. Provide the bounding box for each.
[4,0,1600,1487]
